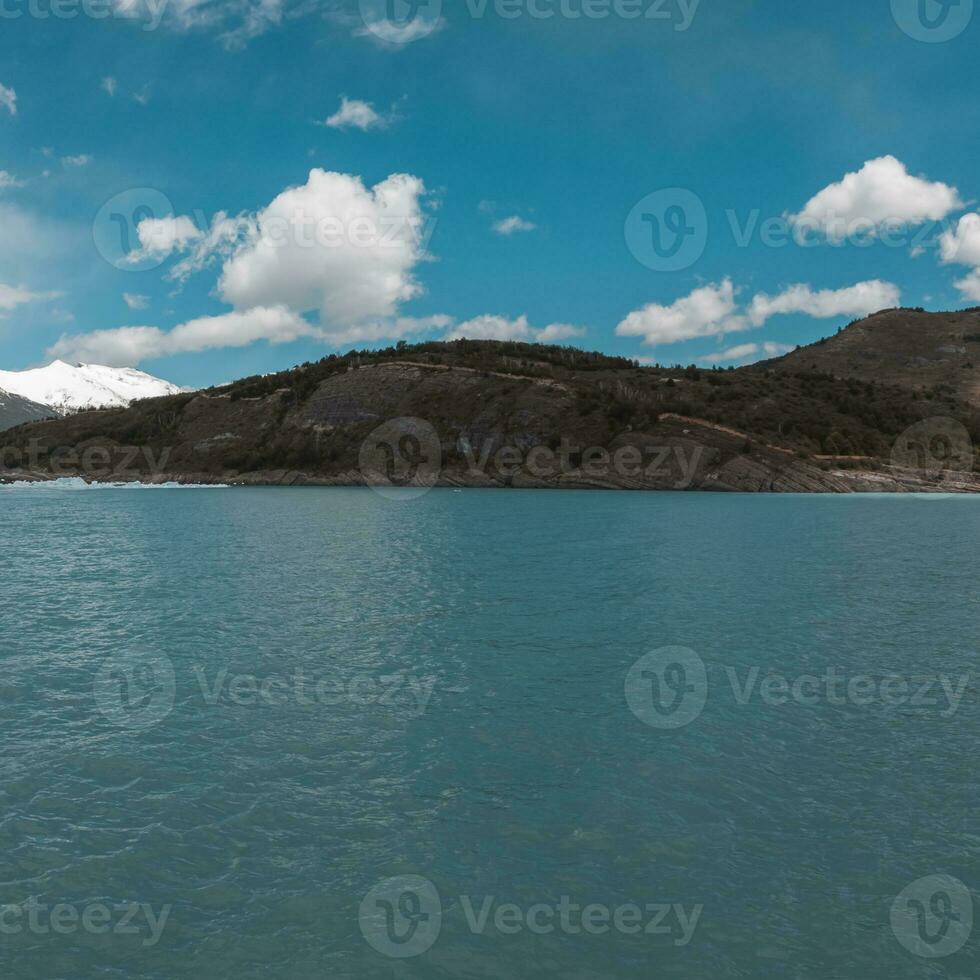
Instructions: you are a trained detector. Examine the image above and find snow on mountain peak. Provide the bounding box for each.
[0,361,185,414]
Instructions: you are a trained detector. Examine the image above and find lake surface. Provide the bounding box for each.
[1,485,978,978]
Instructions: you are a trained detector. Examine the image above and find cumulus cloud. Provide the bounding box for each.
[618,279,900,348]
[123,292,150,310]
[702,343,760,363]
[952,268,980,302]
[492,215,536,235]
[940,212,980,267]
[62,154,93,168]
[616,279,747,346]
[444,314,585,343]
[110,0,287,47]
[788,156,963,239]
[938,212,980,300]
[747,280,901,326]
[699,341,794,365]
[0,170,23,189]
[320,314,453,347]
[124,215,203,265]
[217,169,431,328]
[0,82,16,116]
[46,306,318,366]
[167,212,254,282]
[101,77,117,97]
[0,282,61,315]
[49,307,586,365]
[76,168,441,358]
[323,97,391,131]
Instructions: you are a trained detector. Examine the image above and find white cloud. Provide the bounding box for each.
[618,279,900,349]
[940,212,980,267]
[748,280,901,326]
[109,0,286,47]
[615,279,747,346]
[699,340,794,366]
[168,212,254,282]
[444,314,585,344]
[125,215,203,265]
[69,169,438,358]
[123,292,150,310]
[0,170,23,189]
[0,83,16,116]
[953,269,980,302]
[938,213,980,301]
[220,0,285,48]
[537,322,586,342]
[702,343,759,363]
[217,169,431,328]
[47,306,318,367]
[320,314,453,347]
[763,342,794,357]
[62,154,93,168]
[101,77,117,97]
[788,156,963,239]
[323,97,390,131]
[0,282,61,314]
[493,215,536,235]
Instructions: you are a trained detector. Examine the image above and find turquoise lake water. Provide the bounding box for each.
[1,485,978,978]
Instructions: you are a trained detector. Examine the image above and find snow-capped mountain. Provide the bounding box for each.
[0,361,184,415]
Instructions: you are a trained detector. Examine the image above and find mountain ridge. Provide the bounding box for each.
[3,310,979,492]
[762,306,980,406]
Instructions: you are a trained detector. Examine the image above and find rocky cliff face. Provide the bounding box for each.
[2,328,979,492]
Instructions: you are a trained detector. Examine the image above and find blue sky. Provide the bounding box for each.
[1,0,979,388]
